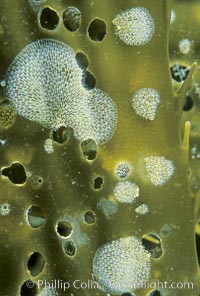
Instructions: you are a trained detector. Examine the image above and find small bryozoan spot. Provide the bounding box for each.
[132,88,160,121]
[0,202,11,216]
[144,156,174,186]
[135,204,149,215]
[63,7,81,32]
[44,139,54,154]
[178,38,191,55]
[112,7,155,46]
[115,162,131,178]
[114,181,139,203]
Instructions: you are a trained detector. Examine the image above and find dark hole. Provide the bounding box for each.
[94,176,103,189]
[148,290,161,296]
[76,52,89,69]
[20,280,37,296]
[82,71,96,89]
[183,96,194,111]
[27,252,45,277]
[27,206,46,228]
[196,221,200,265]
[84,210,96,224]
[56,221,72,238]
[121,293,133,296]
[81,139,97,160]
[88,19,106,41]
[40,7,59,30]
[63,7,81,32]
[170,64,189,82]
[53,126,68,143]
[2,162,27,184]
[32,176,43,189]
[142,233,162,259]
[64,241,76,256]
[37,177,43,184]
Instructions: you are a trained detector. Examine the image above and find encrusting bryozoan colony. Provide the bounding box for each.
[144,156,175,186]
[0,202,11,216]
[5,39,117,144]
[112,7,155,46]
[44,139,54,154]
[178,38,191,55]
[132,88,160,121]
[113,181,139,203]
[38,287,58,296]
[115,162,131,178]
[92,236,151,295]
[135,203,149,215]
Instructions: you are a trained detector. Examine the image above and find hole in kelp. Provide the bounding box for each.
[82,70,96,89]
[142,233,162,259]
[39,7,59,30]
[93,176,103,189]
[170,63,189,82]
[53,126,68,144]
[81,139,97,161]
[183,96,194,111]
[84,210,96,224]
[64,241,76,256]
[2,162,27,185]
[27,252,45,276]
[88,19,106,41]
[56,220,73,238]
[26,206,46,228]
[76,52,89,69]
[20,280,38,296]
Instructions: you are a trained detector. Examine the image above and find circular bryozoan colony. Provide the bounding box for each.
[178,38,191,55]
[38,287,58,296]
[112,7,155,46]
[115,162,131,178]
[0,202,11,216]
[144,156,174,186]
[93,236,151,295]
[135,204,149,215]
[114,181,139,203]
[5,39,117,144]
[44,139,54,154]
[63,7,81,32]
[132,88,160,120]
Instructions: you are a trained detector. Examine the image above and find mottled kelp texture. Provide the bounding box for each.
[0,0,199,296]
